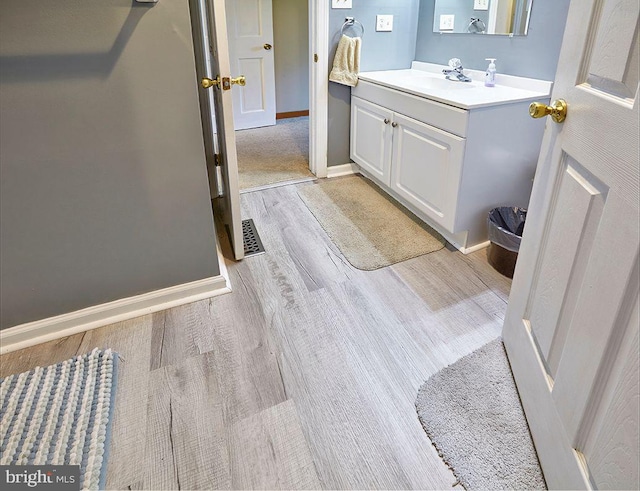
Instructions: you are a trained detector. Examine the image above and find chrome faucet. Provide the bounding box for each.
[442,58,472,82]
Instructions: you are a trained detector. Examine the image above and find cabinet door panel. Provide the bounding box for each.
[390,113,464,232]
[350,97,393,186]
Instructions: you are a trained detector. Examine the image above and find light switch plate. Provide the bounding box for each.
[332,0,352,9]
[474,0,489,10]
[376,15,393,32]
[439,14,455,31]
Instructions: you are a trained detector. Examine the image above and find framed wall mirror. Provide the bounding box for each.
[432,0,533,36]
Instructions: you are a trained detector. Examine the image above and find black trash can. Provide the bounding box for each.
[487,207,527,278]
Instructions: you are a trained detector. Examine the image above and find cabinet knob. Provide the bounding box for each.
[384,118,390,124]
[391,122,398,128]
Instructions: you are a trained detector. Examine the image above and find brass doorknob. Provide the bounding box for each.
[529,99,568,123]
[201,77,220,89]
[231,75,246,86]
[263,43,272,50]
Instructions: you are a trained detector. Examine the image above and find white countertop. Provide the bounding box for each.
[357,62,553,110]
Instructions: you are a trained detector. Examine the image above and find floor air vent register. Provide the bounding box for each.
[242,219,266,257]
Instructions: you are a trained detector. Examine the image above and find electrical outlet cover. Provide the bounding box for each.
[332,0,352,9]
[474,0,489,10]
[439,14,455,31]
[376,15,394,32]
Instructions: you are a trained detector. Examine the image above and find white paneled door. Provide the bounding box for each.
[503,0,639,489]
[225,0,276,130]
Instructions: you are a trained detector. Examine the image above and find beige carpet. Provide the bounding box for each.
[236,116,314,190]
[297,176,445,270]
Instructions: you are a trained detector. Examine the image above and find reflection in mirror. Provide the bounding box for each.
[432,0,533,36]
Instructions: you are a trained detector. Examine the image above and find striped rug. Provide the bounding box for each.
[0,348,118,490]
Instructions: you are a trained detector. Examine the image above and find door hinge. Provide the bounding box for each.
[214,154,224,197]
[314,53,318,63]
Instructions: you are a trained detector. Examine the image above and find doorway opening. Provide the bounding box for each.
[225,0,327,191]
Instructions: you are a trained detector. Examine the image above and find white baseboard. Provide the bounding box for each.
[459,240,491,254]
[446,235,490,254]
[1,245,232,355]
[326,163,360,178]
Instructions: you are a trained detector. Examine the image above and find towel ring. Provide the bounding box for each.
[341,17,365,38]
[467,17,486,34]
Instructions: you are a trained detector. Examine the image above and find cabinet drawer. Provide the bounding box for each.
[353,80,468,138]
[390,113,465,232]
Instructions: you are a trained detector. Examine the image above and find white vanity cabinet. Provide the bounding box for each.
[350,64,552,252]
[351,96,465,233]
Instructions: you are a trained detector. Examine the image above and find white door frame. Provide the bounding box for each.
[309,0,329,178]
[222,0,328,178]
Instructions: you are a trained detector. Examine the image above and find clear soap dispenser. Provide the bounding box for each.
[485,58,497,87]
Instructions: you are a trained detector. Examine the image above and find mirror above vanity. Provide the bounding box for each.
[433,0,533,36]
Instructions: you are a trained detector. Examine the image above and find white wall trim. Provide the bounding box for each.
[309,0,329,178]
[458,240,491,254]
[1,244,232,355]
[326,163,360,178]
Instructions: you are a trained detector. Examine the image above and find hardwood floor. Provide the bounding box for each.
[0,181,511,490]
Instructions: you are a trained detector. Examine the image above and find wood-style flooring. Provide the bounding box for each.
[0,181,512,490]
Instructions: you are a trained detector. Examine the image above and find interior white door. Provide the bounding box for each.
[225,0,276,130]
[502,0,639,489]
[194,0,244,260]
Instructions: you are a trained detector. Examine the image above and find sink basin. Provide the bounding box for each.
[357,64,554,110]
[417,76,476,90]
[361,70,477,93]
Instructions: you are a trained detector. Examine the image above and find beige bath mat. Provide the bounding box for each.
[297,176,445,270]
[416,339,546,490]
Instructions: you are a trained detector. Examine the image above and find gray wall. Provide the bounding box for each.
[433,0,490,34]
[0,0,220,329]
[273,0,309,113]
[415,0,571,80]
[328,0,421,166]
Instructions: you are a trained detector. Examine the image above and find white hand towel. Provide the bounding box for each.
[329,35,361,87]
